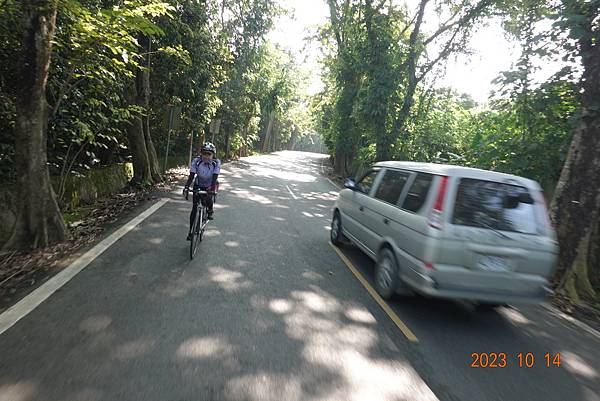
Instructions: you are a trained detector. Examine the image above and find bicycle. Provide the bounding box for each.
[185,188,214,260]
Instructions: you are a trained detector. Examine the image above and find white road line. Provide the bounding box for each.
[0,198,170,336]
[286,185,298,200]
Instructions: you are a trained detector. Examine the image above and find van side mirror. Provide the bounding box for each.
[344,178,356,190]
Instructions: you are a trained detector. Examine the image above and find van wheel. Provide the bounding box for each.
[375,248,399,300]
[331,212,345,246]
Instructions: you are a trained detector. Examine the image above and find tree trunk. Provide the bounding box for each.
[140,35,161,181]
[225,131,231,159]
[241,124,249,157]
[126,79,152,186]
[126,34,155,186]
[3,0,66,250]
[388,0,427,159]
[588,217,600,288]
[262,111,275,153]
[289,127,297,151]
[550,25,600,303]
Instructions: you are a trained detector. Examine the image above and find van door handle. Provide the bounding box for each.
[359,206,364,212]
[383,218,389,225]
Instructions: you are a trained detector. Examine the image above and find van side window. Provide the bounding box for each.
[401,173,433,212]
[374,170,411,204]
[356,170,379,195]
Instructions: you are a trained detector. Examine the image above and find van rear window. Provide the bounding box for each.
[452,178,538,234]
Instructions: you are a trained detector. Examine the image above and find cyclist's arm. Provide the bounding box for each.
[184,173,195,188]
[210,159,221,190]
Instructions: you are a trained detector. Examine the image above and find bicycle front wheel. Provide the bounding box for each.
[189,207,199,259]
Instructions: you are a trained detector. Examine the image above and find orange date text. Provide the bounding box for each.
[469,352,561,368]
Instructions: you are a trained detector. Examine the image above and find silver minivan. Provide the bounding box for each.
[330,161,558,307]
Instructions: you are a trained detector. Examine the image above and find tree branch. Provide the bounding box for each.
[327,0,343,47]
[423,0,494,47]
[417,26,462,82]
[398,10,419,39]
[374,0,387,13]
[51,75,86,118]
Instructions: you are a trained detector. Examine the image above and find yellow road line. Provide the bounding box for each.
[328,241,419,343]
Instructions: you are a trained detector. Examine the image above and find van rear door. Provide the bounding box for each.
[440,177,557,278]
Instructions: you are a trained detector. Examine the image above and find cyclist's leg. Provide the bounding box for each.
[205,192,214,217]
[189,189,201,232]
[198,187,210,221]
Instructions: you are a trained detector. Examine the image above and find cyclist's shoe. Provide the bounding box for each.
[208,211,214,220]
[186,232,193,241]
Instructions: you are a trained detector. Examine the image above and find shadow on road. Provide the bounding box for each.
[0,152,598,401]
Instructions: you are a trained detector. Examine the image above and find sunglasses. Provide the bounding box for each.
[201,151,213,156]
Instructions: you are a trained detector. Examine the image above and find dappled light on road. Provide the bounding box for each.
[2,152,598,401]
[499,307,533,325]
[345,307,377,324]
[176,336,234,360]
[269,298,293,314]
[299,191,339,201]
[267,288,439,401]
[252,165,317,183]
[203,228,222,238]
[0,381,38,401]
[230,189,273,205]
[79,315,112,334]
[208,266,253,292]
[159,270,207,298]
[561,351,599,380]
[111,338,155,361]
[225,373,303,401]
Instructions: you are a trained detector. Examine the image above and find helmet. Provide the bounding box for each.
[201,142,216,154]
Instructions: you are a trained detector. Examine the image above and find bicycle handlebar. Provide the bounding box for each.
[184,189,210,201]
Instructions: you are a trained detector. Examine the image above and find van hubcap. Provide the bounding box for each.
[377,256,393,291]
[331,216,340,240]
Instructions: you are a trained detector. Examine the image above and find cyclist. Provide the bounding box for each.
[183,142,220,240]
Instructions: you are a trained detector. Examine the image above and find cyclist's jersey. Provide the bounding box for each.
[190,157,220,187]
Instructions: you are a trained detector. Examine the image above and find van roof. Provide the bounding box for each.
[373,161,540,189]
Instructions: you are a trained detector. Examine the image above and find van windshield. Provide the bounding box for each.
[452,178,538,234]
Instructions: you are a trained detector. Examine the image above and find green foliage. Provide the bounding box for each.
[149,0,229,156]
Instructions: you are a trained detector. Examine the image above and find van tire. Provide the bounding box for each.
[331,211,345,246]
[375,248,399,300]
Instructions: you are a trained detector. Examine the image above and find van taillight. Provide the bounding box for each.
[429,176,449,229]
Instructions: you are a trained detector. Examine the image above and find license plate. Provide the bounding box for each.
[477,255,509,272]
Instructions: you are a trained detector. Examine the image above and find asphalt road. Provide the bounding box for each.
[0,151,599,401]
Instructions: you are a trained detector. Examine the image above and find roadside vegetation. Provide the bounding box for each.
[0,0,598,312]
